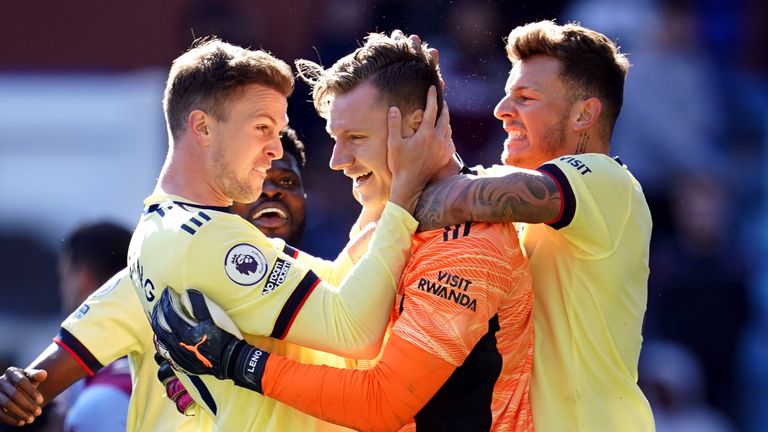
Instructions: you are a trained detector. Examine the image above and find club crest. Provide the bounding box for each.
[224,243,268,286]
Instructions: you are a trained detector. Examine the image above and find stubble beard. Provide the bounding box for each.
[503,112,569,169]
[212,146,260,203]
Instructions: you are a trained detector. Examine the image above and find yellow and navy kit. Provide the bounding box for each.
[525,154,654,431]
[128,191,416,431]
[59,270,204,432]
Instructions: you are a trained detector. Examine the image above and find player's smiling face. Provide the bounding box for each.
[326,82,392,209]
[493,55,573,169]
[231,152,307,245]
[208,84,288,203]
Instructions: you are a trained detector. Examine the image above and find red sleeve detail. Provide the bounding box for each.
[53,337,96,376]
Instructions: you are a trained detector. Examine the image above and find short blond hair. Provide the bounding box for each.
[506,20,630,135]
[296,31,443,118]
[163,37,294,139]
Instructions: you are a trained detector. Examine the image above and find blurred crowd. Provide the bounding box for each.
[1,0,766,430]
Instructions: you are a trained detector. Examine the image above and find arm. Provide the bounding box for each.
[414,167,562,230]
[1,270,143,426]
[276,219,375,286]
[263,335,454,432]
[28,343,89,404]
[153,224,528,430]
[188,203,417,358]
[151,293,453,432]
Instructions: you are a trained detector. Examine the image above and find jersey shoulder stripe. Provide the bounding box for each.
[538,163,576,229]
[54,329,104,376]
[283,244,299,259]
[270,270,321,339]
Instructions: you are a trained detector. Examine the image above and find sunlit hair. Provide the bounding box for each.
[163,37,294,140]
[280,126,307,171]
[506,20,630,137]
[295,30,443,118]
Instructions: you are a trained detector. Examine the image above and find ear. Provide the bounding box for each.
[187,110,212,144]
[571,97,602,132]
[401,109,424,138]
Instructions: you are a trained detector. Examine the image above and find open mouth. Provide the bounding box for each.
[353,172,373,187]
[506,129,527,140]
[249,205,289,228]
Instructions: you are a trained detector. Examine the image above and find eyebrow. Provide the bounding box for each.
[253,113,289,128]
[507,84,541,94]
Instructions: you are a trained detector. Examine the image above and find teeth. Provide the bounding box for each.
[253,207,287,219]
[353,172,372,186]
[509,130,526,138]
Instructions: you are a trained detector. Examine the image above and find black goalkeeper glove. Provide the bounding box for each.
[151,288,270,394]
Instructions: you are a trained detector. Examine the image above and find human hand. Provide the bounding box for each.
[387,86,454,213]
[154,353,195,415]
[151,288,270,394]
[0,367,45,426]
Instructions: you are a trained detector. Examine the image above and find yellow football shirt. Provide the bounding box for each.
[522,154,654,431]
[128,191,416,431]
[59,270,203,432]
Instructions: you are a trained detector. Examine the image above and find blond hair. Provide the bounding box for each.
[163,37,294,139]
[296,31,443,118]
[506,20,630,135]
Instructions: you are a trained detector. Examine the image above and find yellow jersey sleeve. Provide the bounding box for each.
[60,270,200,432]
[538,154,642,257]
[272,237,355,287]
[59,270,146,371]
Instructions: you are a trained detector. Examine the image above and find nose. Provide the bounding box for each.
[493,94,517,121]
[260,179,284,199]
[265,135,284,160]
[329,140,353,171]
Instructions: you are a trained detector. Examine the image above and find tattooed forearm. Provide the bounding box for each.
[414,171,562,231]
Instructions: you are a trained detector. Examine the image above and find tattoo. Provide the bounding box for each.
[576,133,589,154]
[414,171,562,231]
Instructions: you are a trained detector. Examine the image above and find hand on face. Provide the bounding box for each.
[386,86,454,213]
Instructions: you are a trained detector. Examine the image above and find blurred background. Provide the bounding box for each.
[0,0,766,430]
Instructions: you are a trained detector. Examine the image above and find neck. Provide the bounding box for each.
[156,139,232,206]
[571,130,609,156]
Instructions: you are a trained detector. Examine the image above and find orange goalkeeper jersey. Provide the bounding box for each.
[263,222,534,431]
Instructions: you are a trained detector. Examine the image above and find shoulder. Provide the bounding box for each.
[415,222,521,265]
[539,154,630,184]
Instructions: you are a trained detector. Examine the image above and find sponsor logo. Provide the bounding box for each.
[73,304,90,320]
[179,335,213,368]
[247,349,264,373]
[559,156,592,175]
[262,258,291,295]
[417,271,477,311]
[224,244,268,286]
